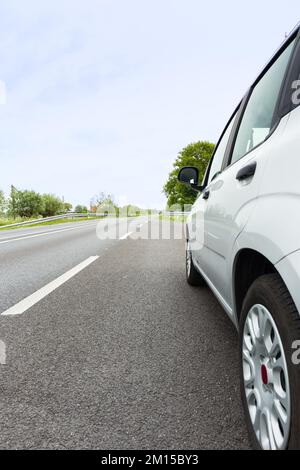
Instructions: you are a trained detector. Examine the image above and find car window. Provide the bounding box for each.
[207,115,236,184]
[230,38,296,165]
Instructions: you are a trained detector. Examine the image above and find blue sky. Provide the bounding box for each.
[0,1,299,208]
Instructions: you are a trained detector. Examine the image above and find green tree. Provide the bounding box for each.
[0,190,6,216]
[11,190,44,218]
[163,141,215,207]
[9,185,18,219]
[63,202,73,213]
[41,194,64,217]
[91,192,118,216]
[75,205,88,213]
[121,204,141,217]
[92,192,115,207]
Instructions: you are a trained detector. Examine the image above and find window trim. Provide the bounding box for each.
[277,30,300,118]
[202,105,240,188]
[223,27,300,170]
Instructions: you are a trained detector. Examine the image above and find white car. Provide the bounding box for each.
[178,25,300,450]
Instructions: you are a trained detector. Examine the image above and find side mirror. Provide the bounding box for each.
[178,166,202,192]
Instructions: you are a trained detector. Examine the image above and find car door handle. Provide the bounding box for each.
[203,189,210,200]
[236,161,257,181]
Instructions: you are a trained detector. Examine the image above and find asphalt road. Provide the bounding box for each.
[0,217,250,449]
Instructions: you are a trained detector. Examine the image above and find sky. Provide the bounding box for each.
[0,1,299,209]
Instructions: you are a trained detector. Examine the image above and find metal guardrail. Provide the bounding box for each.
[1,212,189,229]
[0,213,100,229]
[162,211,190,216]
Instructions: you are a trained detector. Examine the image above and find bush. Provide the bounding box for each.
[41,194,64,217]
[10,190,44,218]
[75,205,88,213]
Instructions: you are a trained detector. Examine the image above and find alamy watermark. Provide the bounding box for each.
[291,80,300,106]
[94,205,205,250]
[292,340,300,365]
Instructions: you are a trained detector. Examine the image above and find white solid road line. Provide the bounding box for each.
[120,232,133,240]
[1,256,99,316]
[120,221,147,239]
[0,222,98,245]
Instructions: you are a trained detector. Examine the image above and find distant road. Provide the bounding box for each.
[0,218,250,449]
[0,217,144,313]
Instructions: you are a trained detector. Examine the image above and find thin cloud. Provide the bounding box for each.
[0,0,298,207]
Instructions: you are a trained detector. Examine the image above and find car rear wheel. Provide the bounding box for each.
[186,241,205,286]
[239,274,300,450]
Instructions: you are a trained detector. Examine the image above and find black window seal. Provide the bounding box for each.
[276,28,300,120]
[202,104,240,188]
[221,94,248,171]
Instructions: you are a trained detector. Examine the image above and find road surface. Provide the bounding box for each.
[0,217,250,449]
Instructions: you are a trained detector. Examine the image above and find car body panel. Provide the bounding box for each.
[188,112,292,325]
[239,105,300,264]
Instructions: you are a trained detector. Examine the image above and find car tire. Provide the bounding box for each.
[239,273,300,450]
[186,241,205,286]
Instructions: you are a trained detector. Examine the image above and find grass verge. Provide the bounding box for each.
[159,215,187,223]
[0,216,102,231]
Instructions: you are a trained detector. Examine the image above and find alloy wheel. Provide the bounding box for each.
[242,304,291,450]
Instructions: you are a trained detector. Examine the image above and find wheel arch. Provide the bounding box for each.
[233,248,277,323]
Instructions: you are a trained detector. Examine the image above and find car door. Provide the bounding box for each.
[194,35,297,315]
[191,111,238,286]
